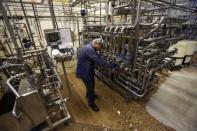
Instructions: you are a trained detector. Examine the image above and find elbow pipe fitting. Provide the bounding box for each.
[7,73,26,98]
[120,26,127,33]
[109,26,116,32]
[104,27,110,32]
[114,26,121,33]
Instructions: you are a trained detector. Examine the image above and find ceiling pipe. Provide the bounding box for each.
[69,0,82,7]
[2,0,45,5]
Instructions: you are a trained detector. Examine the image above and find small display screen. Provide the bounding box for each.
[48,33,60,42]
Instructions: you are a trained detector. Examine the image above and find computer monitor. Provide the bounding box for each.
[45,31,61,46]
[48,32,59,42]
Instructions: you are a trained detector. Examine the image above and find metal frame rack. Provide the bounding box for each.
[0,0,75,130]
[79,0,197,100]
[70,0,106,45]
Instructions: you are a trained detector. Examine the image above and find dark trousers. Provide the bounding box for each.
[82,78,95,105]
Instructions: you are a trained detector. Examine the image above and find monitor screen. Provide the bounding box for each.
[48,32,60,42]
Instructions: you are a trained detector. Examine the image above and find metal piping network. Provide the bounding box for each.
[0,48,71,130]
[2,0,46,5]
[0,0,71,130]
[18,0,37,49]
[0,2,21,56]
[83,0,197,99]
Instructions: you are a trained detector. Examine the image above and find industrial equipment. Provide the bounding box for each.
[81,0,197,100]
[0,0,196,130]
[0,48,71,131]
[0,0,72,130]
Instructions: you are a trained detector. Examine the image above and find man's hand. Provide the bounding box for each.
[110,63,118,69]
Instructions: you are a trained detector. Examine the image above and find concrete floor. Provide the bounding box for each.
[58,72,173,131]
[146,66,197,131]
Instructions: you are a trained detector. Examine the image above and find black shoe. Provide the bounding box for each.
[89,103,99,112]
[94,94,98,99]
[86,94,98,99]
